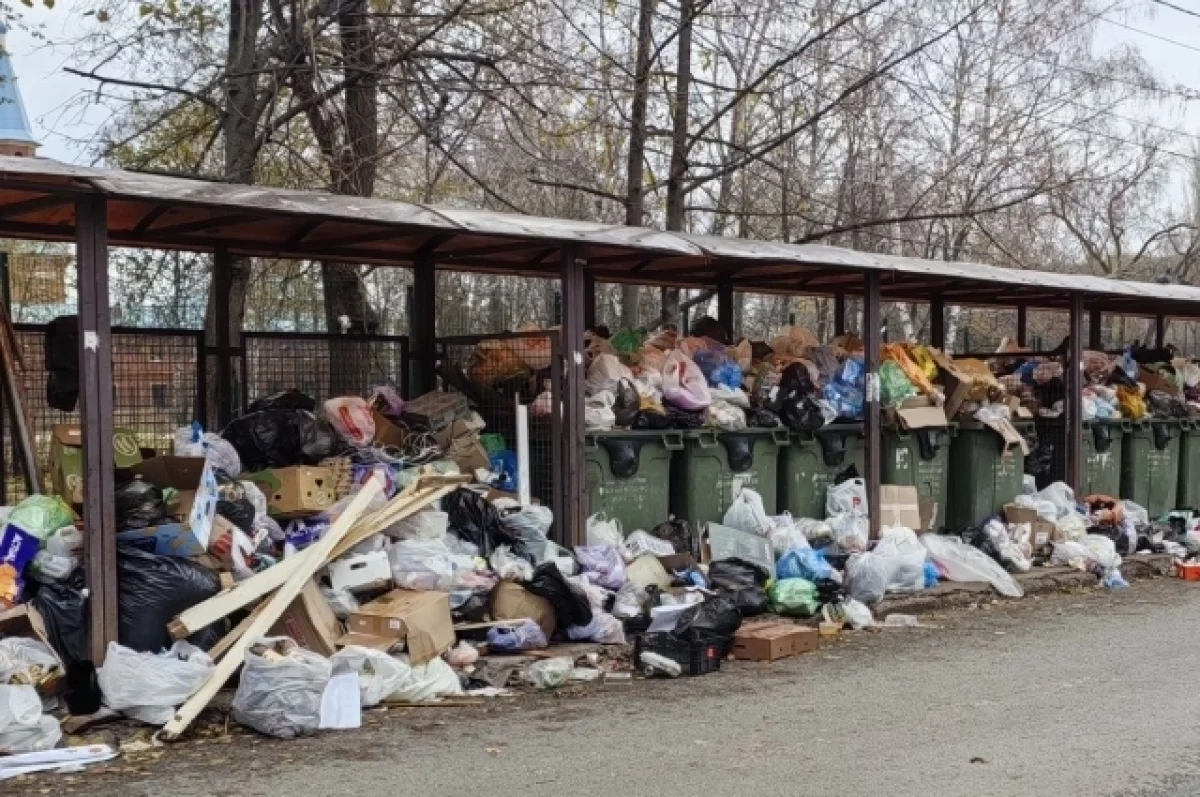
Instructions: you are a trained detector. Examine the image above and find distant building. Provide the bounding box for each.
[0,20,38,158]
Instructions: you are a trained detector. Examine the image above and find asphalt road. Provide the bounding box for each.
[14,578,1200,797]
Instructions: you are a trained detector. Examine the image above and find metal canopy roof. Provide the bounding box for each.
[1,155,1198,317]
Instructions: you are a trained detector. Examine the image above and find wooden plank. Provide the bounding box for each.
[168,478,459,640]
[207,602,267,663]
[160,478,383,741]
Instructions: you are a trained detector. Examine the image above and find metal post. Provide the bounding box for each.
[930,294,945,349]
[863,273,882,540]
[409,254,436,396]
[834,291,846,336]
[76,195,118,665]
[1088,308,1102,351]
[1016,304,1028,348]
[0,252,8,506]
[213,248,233,427]
[583,270,596,331]
[1067,295,1085,494]
[1156,314,1166,348]
[560,243,588,547]
[716,277,734,336]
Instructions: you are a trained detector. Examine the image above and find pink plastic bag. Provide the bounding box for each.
[662,350,712,411]
[324,397,375,447]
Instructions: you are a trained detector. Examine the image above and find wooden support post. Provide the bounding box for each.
[213,248,234,427]
[716,277,734,337]
[1088,308,1102,351]
[1017,304,1028,348]
[930,294,945,349]
[863,273,882,541]
[1067,295,1085,494]
[1156,314,1166,348]
[76,195,118,665]
[560,244,588,547]
[583,269,596,332]
[410,253,436,397]
[834,291,846,335]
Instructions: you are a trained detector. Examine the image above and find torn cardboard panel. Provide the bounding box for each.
[977,417,1031,456]
[345,589,455,664]
[879,485,923,530]
[270,579,344,657]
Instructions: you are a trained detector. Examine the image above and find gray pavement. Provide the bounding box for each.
[14,578,1200,797]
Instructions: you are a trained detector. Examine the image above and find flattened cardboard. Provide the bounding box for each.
[879,485,923,530]
[270,579,344,657]
[977,416,1031,456]
[1140,366,1181,397]
[243,466,336,517]
[703,523,776,579]
[346,589,454,664]
[334,632,397,652]
[894,405,948,430]
[372,409,407,448]
[732,623,819,661]
[49,425,143,505]
[129,456,207,490]
[490,581,555,637]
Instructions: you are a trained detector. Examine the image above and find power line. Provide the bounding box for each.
[1099,11,1200,54]
[1151,0,1200,21]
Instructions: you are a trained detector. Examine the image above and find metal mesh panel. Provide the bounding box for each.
[5,326,203,502]
[436,332,560,518]
[241,333,409,409]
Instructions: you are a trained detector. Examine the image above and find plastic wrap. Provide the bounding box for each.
[575,546,627,590]
[97,641,213,725]
[769,578,819,617]
[324,397,375,447]
[330,646,413,707]
[920,534,1023,598]
[232,638,331,738]
[722,489,773,536]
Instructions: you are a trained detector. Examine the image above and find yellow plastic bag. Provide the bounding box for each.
[1118,385,1146,420]
[910,345,939,382]
[883,343,934,395]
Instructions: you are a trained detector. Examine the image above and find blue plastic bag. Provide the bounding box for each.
[486,620,548,652]
[489,450,519,493]
[822,357,866,420]
[777,547,834,582]
[923,559,940,588]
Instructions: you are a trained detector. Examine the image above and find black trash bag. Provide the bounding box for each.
[721,435,755,473]
[706,558,770,617]
[444,487,519,557]
[676,594,742,640]
[664,402,705,429]
[213,471,256,533]
[222,409,338,471]
[1148,390,1187,420]
[118,545,225,652]
[114,479,170,529]
[650,518,689,553]
[45,315,80,413]
[31,575,89,668]
[613,379,640,428]
[452,589,491,624]
[1025,441,1055,486]
[779,362,817,396]
[813,577,844,606]
[600,437,644,479]
[833,464,859,485]
[780,395,826,434]
[525,562,593,628]
[248,389,317,413]
[966,526,1004,565]
[632,409,672,430]
[690,316,730,345]
[745,407,781,429]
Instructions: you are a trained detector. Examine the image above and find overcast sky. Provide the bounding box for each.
[6,1,1200,170]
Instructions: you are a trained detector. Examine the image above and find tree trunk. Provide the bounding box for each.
[620,0,655,331]
[204,0,262,425]
[661,0,694,330]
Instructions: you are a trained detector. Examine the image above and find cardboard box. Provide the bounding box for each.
[49,424,143,505]
[243,466,336,517]
[490,581,556,637]
[115,461,220,556]
[731,623,819,661]
[879,485,923,530]
[372,408,407,449]
[1003,504,1055,550]
[270,579,344,657]
[893,405,949,431]
[130,455,207,492]
[1140,365,1181,397]
[435,418,492,474]
[328,550,392,594]
[334,632,398,652]
[703,523,776,579]
[346,589,455,664]
[930,351,999,419]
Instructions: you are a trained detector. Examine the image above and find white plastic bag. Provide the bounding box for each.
[845,552,888,604]
[877,526,928,592]
[320,585,360,620]
[710,386,750,408]
[625,530,675,558]
[723,488,772,536]
[388,655,462,702]
[826,478,868,517]
[662,350,712,411]
[1055,511,1089,543]
[1082,534,1121,570]
[0,638,59,686]
[98,641,214,726]
[201,433,242,476]
[318,659,362,730]
[1013,494,1059,522]
[232,638,331,739]
[586,354,634,395]
[384,510,449,541]
[1034,482,1077,518]
[706,401,746,431]
[0,714,60,754]
[921,534,1023,598]
[324,396,375,447]
[980,518,1031,574]
[1123,500,1150,528]
[566,612,626,644]
[489,545,535,581]
[612,581,647,618]
[330,647,414,708]
[770,521,811,556]
[584,392,617,431]
[525,657,573,690]
[796,517,834,546]
[0,685,41,731]
[586,513,625,549]
[1051,540,1097,570]
[827,512,868,552]
[387,537,456,590]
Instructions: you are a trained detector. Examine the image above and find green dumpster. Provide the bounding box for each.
[1120,419,1182,517]
[1032,418,1126,497]
[945,420,1036,530]
[777,423,865,519]
[882,422,955,530]
[670,427,790,530]
[585,430,682,534]
[1178,420,1200,510]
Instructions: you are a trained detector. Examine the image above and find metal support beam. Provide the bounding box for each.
[213,248,234,428]
[834,291,847,335]
[930,294,945,349]
[1088,308,1102,350]
[409,253,437,397]
[863,272,882,541]
[1017,305,1028,347]
[583,269,596,332]
[1156,314,1166,348]
[716,277,734,336]
[76,195,118,665]
[1067,295,1085,494]
[560,243,588,547]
